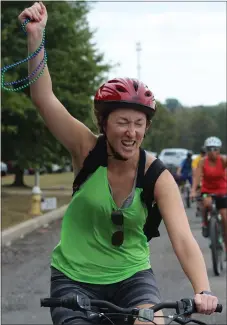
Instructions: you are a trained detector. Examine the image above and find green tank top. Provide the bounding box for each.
[51,165,151,284]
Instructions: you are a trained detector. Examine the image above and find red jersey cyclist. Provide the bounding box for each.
[191,137,227,257]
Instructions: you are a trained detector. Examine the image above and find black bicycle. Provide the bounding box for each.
[193,194,225,276]
[40,293,222,325]
[206,194,226,276]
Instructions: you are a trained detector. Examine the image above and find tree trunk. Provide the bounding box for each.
[12,166,26,187]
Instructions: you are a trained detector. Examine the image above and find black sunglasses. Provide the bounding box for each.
[207,147,219,152]
[111,210,124,246]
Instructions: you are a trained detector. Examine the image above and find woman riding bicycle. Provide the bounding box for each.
[18,2,219,324]
[191,137,227,253]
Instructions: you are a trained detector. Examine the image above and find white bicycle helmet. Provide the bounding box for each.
[204,136,222,148]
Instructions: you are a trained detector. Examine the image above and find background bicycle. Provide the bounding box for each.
[206,194,226,276]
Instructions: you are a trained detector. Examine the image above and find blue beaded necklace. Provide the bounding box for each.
[1,19,47,92]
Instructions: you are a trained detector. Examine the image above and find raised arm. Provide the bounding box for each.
[18,2,96,164]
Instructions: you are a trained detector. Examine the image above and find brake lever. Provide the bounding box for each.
[171,315,190,325]
[187,319,207,325]
[173,315,207,325]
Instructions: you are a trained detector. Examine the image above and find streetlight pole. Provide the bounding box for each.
[136,41,142,80]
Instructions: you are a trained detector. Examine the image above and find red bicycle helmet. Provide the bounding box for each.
[94,78,156,130]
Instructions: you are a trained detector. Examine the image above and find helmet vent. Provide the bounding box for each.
[115,85,127,92]
[133,80,138,92]
[145,91,152,97]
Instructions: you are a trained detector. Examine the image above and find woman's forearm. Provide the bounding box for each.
[173,236,211,293]
[28,29,52,104]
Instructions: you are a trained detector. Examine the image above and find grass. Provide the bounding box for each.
[1,171,75,189]
[1,192,71,230]
[1,172,74,230]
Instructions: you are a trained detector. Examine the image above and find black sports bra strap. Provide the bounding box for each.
[136,148,146,188]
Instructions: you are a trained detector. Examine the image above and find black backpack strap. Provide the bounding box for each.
[72,135,107,195]
[136,148,146,188]
[142,158,167,240]
[143,158,166,202]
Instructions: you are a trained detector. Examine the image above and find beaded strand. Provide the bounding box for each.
[4,50,46,86]
[1,18,47,91]
[1,50,47,92]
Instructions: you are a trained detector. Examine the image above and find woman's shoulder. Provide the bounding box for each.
[220,154,227,168]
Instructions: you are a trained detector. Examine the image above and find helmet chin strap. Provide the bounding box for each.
[107,139,128,161]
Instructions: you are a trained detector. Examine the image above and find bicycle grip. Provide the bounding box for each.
[215,304,223,313]
[194,303,223,313]
[40,298,62,307]
[190,299,223,314]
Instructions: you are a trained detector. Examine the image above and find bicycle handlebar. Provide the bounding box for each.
[209,194,227,198]
[191,196,202,202]
[192,194,227,203]
[40,294,223,315]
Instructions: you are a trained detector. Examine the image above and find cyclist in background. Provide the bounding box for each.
[192,146,206,174]
[176,151,193,189]
[191,137,227,256]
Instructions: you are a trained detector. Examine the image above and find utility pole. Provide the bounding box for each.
[136,41,142,80]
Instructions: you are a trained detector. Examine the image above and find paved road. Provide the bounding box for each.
[2,203,226,324]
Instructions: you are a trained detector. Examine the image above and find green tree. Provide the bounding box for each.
[173,108,193,149]
[1,1,111,186]
[143,102,177,153]
[215,104,227,152]
[143,101,226,154]
[169,104,226,152]
[184,109,217,151]
[165,98,182,113]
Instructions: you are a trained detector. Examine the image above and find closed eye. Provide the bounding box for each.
[118,121,128,125]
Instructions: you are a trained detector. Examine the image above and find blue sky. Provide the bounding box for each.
[87,1,226,106]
